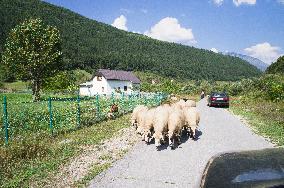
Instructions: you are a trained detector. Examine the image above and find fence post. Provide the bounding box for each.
[128,94,132,112]
[154,93,159,106]
[3,96,8,145]
[96,94,100,119]
[48,97,54,136]
[111,92,115,104]
[121,92,125,114]
[144,94,147,106]
[76,95,81,128]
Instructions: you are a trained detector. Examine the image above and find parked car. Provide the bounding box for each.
[207,92,229,107]
[199,148,284,188]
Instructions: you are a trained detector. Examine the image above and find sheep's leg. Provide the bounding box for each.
[154,133,161,147]
[134,123,138,130]
[168,131,174,149]
[177,132,182,145]
[141,132,145,141]
[161,134,166,144]
[191,126,196,139]
[186,126,192,137]
[155,138,160,147]
[145,131,151,143]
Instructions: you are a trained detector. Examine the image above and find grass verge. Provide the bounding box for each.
[75,163,112,187]
[230,96,284,146]
[0,114,131,187]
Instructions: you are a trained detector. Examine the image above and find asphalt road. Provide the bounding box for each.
[89,99,273,188]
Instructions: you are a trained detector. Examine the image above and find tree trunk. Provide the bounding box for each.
[32,79,41,102]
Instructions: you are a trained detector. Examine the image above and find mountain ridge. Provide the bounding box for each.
[224,52,268,72]
[0,0,261,81]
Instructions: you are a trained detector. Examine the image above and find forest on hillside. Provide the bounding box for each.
[0,0,261,82]
[266,56,284,74]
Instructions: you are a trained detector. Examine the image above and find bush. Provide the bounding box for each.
[258,74,284,101]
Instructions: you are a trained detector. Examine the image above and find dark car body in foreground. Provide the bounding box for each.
[200,148,284,188]
[207,92,229,107]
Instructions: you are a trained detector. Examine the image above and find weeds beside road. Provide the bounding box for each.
[0,114,134,187]
[230,96,284,146]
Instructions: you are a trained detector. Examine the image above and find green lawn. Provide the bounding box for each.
[2,81,29,92]
[0,92,161,145]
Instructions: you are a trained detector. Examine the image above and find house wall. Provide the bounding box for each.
[79,86,92,96]
[107,80,133,95]
[80,76,140,96]
[90,76,107,95]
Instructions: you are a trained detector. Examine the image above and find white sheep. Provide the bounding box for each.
[185,100,196,108]
[172,99,186,110]
[139,107,157,143]
[131,105,148,129]
[183,107,200,139]
[167,107,185,149]
[153,105,171,147]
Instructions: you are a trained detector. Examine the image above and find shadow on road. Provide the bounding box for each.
[193,129,203,141]
[155,129,203,151]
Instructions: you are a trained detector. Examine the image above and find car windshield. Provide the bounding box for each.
[212,93,227,97]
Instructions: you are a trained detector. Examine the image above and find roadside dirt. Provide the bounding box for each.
[42,126,140,187]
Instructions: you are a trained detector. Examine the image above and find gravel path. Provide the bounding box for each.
[89,99,274,188]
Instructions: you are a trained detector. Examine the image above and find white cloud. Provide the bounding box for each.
[244,42,282,64]
[233,0,256,6]
[111,15,128,31]
[212,0,224,6]
[144,17,196,45]
[278,0,284,4]
[210,48,219,53]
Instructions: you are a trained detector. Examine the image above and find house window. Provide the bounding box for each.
[102,87,104,92]
[97,76,102,81]
[124,86,127,91]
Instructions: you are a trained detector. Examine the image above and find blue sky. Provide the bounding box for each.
[43,0,284,64]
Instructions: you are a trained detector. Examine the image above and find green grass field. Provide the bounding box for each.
[0,93,163,145]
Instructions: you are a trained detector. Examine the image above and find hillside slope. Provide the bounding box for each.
[0,0,261,80]
[225,52,268,72]
[266,56,284,74]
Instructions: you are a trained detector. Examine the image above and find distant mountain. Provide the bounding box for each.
[224,52,268,72]
[0,0,261,81]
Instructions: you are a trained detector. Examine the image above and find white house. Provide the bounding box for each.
[79,69,141,96]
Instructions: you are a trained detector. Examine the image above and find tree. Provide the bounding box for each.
[1,18,62,101]
[266,56,284,74]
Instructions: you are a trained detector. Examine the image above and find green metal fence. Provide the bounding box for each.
[0,92,166,145]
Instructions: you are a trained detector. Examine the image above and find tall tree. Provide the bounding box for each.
[1,18,63,101]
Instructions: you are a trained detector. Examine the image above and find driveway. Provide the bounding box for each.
[89,99,273,188]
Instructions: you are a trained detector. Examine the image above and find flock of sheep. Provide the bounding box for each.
[131,99,200,149]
